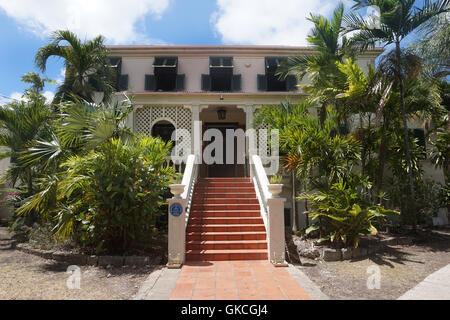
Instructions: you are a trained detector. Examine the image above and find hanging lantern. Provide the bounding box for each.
[217,108,227,120]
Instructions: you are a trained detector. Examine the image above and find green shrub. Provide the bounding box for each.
[300,175,399,248]
[19,135,174,253]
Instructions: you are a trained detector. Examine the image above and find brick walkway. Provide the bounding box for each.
[170,260,311,300]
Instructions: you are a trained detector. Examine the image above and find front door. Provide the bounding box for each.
[202,123,245,178]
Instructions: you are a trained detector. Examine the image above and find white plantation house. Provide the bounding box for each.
[105,45,447,266]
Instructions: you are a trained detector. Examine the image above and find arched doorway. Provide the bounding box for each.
[151,120,175,143]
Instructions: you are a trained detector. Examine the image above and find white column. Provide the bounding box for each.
[191,105,202,161]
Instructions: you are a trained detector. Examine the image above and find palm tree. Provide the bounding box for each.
[410,14,450,79]
[0,91,53,194]
[278,2,353,125]
[344,0,450,226]
[254,101,313,231]
[35,30,115,104]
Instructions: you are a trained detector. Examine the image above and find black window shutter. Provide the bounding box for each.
[119,74,128,91]
[232,74,242,92]
[176,74,185,91]
[257,74,267,91]
[201,74,211,91]
[286,75,298,91]
[145,75,156,91]
[413,129,426,148]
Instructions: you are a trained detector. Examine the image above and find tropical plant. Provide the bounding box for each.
[410,14,450,78]
[35,30,116,104]
[282,107,361,191]
[65,137,172,251]
[344,0,450,226]
[429,113,450,182]
[16,99,174,252]
[277,2,354,124]
[0,75,54,193]
[300,175,399,248]
[270,174,283,184]
[254,101,315,231]
[15,96,133,208]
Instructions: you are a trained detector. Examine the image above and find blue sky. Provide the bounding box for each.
[0,0,429,104]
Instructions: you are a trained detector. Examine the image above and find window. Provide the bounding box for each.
[145,57,185,92]
[257,57,297,91]
[152,121,175,143]
[202,57,241,92]
[413,128,427,159]
[109,57,129,91]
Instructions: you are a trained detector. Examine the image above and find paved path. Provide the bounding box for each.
[135,260,327,300]
[398,264,450,300]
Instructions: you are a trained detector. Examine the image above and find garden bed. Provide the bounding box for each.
[8,225,168,267]
[289,227,450,300]
[15,243,163,267]
[290,232,414,262]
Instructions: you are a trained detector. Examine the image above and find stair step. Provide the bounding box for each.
[196,182,254,188]
[187,224,266,233]
[186,240,267,250]
[189,217,263,225]
[192,198,259,204]
[191,204,260,210]
[193,193,256,199]
[187,232,266,241]
[195,187,255,193]
[199,178,251,182]
[186,249,267,261]
[189,210,261,217]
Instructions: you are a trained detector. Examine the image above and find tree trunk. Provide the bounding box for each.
[291,171,298,232]
[395,40,416,227]
[27,168,33,196]
[376,117,388,202]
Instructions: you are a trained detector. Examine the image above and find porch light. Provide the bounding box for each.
[217,109,227,120]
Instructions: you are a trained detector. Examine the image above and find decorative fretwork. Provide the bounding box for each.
[134,105,193,154]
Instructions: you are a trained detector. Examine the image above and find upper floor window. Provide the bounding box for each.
[145,56,185,92]
[98,57,128,91]
[109,57,128,91]
[258,57,297,92]
[202,57,241,92]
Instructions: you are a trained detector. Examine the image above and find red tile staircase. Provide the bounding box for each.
[186,177,268,261]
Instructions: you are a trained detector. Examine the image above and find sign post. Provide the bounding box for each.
[167,197,187,268]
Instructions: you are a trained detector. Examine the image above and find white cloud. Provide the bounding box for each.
[55,68,66,85]
[212,0,352,45]
[0,91,55,105]
[0,0,171,44]
[42,91,55,103]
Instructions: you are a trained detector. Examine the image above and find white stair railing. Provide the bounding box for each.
[251,154,287,266]
[181,154,198,227]
[167,154,198,268]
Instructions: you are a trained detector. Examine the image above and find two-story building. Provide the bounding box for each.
[109,45,381,171]
[107,44,383,233]
[107,45,413,264]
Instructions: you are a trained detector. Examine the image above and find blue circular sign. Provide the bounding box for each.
[170,203,183,217]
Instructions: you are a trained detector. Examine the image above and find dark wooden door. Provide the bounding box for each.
[202,123,245,178]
